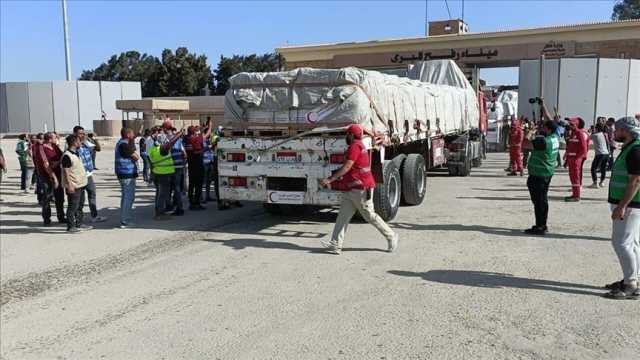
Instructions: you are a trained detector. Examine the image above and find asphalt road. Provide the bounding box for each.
[1,139,637,360]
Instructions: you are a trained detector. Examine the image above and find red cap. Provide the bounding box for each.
[567,117,580,127]
[347,124,363,139]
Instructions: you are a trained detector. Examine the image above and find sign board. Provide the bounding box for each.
[267,191,305,204]
[333,42,576,68]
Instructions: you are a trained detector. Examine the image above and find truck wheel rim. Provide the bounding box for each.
[389,174,399,207]
[417,166,425,195]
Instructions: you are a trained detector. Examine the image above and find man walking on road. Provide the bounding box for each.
[73,126,107,223]
[564,117,589,202]
[61,135,91,233]
[320,124,398,255]
[604,116,640,300]
[524,100,559,236]
[115,127,139,228]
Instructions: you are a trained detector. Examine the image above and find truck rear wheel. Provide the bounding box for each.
[457,142,472,177]
[401,154,427,206]
[373,160,401,222]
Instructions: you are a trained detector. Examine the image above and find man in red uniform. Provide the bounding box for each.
[320,124,398,255]
[565,117,589,202]
[508,117,524,176]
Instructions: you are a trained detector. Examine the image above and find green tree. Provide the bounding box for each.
[80,48,213,97]
[214,53,281,95]
[611,0,640,20]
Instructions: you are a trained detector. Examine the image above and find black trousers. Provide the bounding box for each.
[42,179,65,223]
[591,154,608,183]
[527,175,552,228]
[154,173,172,216]
[85,175,98,218]
[66,187,85,230]
[187,155,204,206]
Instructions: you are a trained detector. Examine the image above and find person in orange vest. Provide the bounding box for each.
[508,116,524,176]
[320,124,398,255]
[564,117,589,202]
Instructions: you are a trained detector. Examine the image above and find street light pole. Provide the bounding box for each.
[62,0,72,81]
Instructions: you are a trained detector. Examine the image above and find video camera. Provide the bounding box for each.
[528,97,543,105]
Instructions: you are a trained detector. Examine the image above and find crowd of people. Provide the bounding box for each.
[508,109,626,201]
[506,100,640,300]
[1,117,237,232]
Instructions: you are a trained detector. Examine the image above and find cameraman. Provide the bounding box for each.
[525,98,560,235]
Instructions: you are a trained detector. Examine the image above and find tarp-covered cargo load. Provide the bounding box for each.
[224,60,478,138]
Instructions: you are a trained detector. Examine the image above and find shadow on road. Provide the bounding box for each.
[391,222,609,242]
[202,237,385,254]
[388,269,604,296]
[457,195,603,202]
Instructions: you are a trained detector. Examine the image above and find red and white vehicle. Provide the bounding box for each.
[217,60,486,220]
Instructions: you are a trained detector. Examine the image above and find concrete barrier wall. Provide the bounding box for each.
[0,81,141,134]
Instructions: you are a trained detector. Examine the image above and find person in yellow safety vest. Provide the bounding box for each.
[149,130,183,220]
[603,116,640,300]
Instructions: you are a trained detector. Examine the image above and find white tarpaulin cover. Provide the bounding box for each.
[224,61,478,138]
[407,60,470,89]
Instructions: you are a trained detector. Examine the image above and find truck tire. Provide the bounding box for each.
[447,164,459,176]
[373,160,401,222]
[401,154,427,206]
[457,143,472,177]
[392,154,406,171]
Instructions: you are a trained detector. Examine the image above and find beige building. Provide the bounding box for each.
[277,20,640,80]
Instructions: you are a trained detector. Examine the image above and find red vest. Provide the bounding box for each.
[332,140,376,191]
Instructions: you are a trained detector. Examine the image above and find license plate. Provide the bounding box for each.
[267,191,305,204]
[276,151,298,163]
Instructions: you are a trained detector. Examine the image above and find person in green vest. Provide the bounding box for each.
[524,112,560,236]
[148,131,183,221]
[603,116,640,300]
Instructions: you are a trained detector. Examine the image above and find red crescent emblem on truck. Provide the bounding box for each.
[306,112,319,123]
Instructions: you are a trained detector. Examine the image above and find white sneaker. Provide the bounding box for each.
[321,240,341,255]
[599,182,605,188]
[119,222,135,229]
[90,216,107,223]
[387,234,399,253]
[22,189,29,194]
[588,183,599,189]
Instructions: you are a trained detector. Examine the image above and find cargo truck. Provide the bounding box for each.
[216,60,486,221]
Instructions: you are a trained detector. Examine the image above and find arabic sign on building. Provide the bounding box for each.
[332,42,576,68]
[390,49,499,63]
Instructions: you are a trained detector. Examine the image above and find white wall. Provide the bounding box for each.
[27,82,55,133]
[627,59,640,117]
[595,59,630,120]
[52,81,80,132]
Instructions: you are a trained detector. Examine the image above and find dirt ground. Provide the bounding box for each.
[0,138,637,360]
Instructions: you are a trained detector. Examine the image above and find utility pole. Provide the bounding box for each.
[62,0,72,81]
[425,0,429,36]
